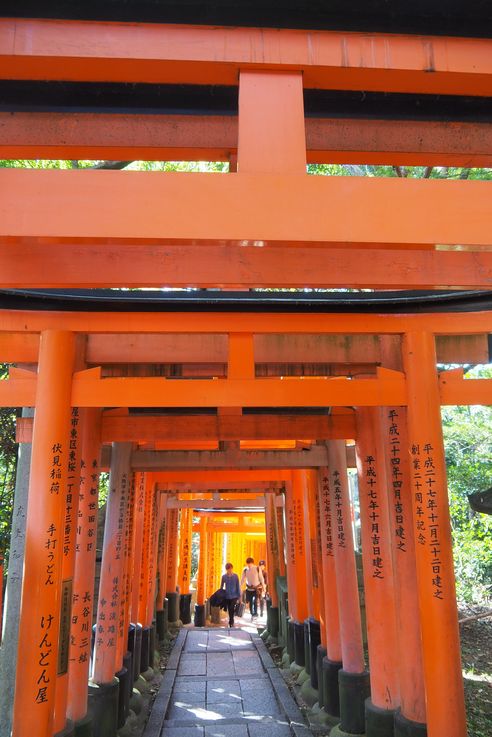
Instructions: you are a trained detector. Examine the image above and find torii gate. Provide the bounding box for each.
[1,5,492,737]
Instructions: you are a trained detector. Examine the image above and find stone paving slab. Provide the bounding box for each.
[143,626,311,737]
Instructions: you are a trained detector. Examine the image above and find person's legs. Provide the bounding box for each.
[246,589,254,615]
[227,599,236,627]
[251,591,258,617]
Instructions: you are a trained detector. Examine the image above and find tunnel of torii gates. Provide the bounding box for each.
[1,6,492,737]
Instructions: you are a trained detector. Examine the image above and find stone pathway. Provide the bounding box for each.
[143,627,311,737]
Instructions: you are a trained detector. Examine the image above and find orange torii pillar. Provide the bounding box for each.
[265,493,280,641]
[403,332,467,737]
[276,494,287,578]
[327,441,370,737]
[53,404,83,737]
[207,529,219,623]
[355,408,401,737]
[155,494,169,640]
[382,407,427,737]
[284,471,310,669]
[144,485,160,670]
[129,472,146,681]
[305,469,323,695]
[66,409,102,737]
[178,508,193,624]
[137,475,156,673]
[90,442,132,737]
[194,517,208,627]
[318,468,343,719]
[12,331,76,737]
[165,504,180,623]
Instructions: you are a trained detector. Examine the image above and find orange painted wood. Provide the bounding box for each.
[238,71,305,174]
[380,407,426,725]
[284,472,309,622]
[92,443,132,684]
[5,242,492,289]
[318,467,342,662]
[2,20,492,96]
[196,517,208,606]
[165,507,179,595]
[1,170,491,247]
[306,470,321,621]
[130,473,146,624]
[328,441,365,674]
[355,408,400,711]
[12,331,76,737]
[0,308,491,336]
[403,332,467,737]
[1,113,492,167]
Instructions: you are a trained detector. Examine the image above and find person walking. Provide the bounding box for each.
[221,562,241,628]
[240,557,265,620]
[258,560,268,617]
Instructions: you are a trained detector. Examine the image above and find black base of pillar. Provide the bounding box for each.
[194,603,206,627]
[317,646,327,708]
[123,651,132,716]
[149,625,156,669]
[365,699,396,737]
[322,657,342,718]
[180,593,192,624]
[287,619,295,662]
[294,620,306,667]
[269,606,280,639]
[394,711,427,737]
[309,619,321,689]
[115,666,129,729]
[54,718,75,737]
[140,626,151,673]
[156,609,166,641]
[167,592,180,623]
[127,623,136,662]
[339,669,371,735]
[74,713,93,737]
[88,678,119,737]
[303,620,311,675]
[133,624,143,682]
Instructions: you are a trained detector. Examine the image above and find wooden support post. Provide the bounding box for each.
[284,472,309,667]
[67,409,102,727]
[306,470,321,622]
[276,495,287,578]
[137,475,154,627]
[130,473,146,625]
[381,406,427,731]
[327,441,370,734]
[265,494,280,608]
[355,407,400,733]
[54,403,84,735]
[196,518,208,608]
[92,442,132,684]
[121,473,136,659]
[238,70,306,174]
[12,330,75,737]
[403,332,467,737]
[178,509,193,595]
[318,469,342,661]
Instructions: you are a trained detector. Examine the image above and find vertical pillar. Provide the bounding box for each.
[355,408,400,736]
[137,475,154,673]
[265,494,280,639]
[0,407,33,737]
[403,332,467,737]
[238,70,306,174]
[90,443,132,735]
[284,472,309,668]
[165,504,180,623]
[54,403,84,737]
[318,468,343,718]
[305,470,322,693]
[155,494,169,640]
[327,441,369,737]
[381,406,427,736]
[12,331,76,737]
[67,409,102,732]
[178,508,193,624]
[194,517,208,627]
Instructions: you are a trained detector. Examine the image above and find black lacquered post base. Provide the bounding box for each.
[316,646,327,708]
[394,711,427,737]
[115,666,129,729]
[322,657,342,718]
[140,626,151,673]
[365,699,396,737]
[294,620,306,667]
[74,713,93,737]
[303,619,311,675]
[287,618,295,662]
[88,678,119,737]
[194,604,206,627]
[338,669,371,735]
[166,592,180,623]
[132,624,143,682]
[54,718,75,737]
[180,593,192,624]
[269,605,279,639]
[309,619,321,689]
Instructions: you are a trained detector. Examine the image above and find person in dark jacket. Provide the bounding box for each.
[221,563,241,627]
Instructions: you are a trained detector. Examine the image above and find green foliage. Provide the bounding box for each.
[442,367,492,605]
